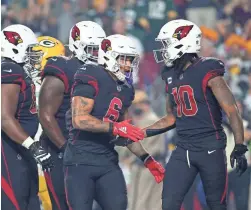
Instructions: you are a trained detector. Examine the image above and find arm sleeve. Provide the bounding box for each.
[1,63,26,90]
[41,57,69,93]
[74,67,99,97]
[72,83,96,99]
[202,59,226,89]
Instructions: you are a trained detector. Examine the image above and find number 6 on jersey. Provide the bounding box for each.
[103,97,123,122]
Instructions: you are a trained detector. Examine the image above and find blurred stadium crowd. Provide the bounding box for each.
[2,0,251,209]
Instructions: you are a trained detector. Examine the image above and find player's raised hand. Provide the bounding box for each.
[144,156,165,183]
[112,119,145,142]
[230,144,248,176]
[29,141,54,171]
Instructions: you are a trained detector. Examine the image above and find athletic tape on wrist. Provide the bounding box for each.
[22,136,34,149]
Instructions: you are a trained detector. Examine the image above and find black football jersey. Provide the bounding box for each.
[162,57,227,151]
[64,64,135,166]
[40,56,82,146]
[1,59,38,138]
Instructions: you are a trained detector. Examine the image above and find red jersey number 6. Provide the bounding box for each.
[103,97,123,122]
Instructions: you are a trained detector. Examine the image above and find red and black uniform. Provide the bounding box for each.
[40,56,81,210]
[161,57,228,210]
[64,63,134,210]
[1,59,40,210]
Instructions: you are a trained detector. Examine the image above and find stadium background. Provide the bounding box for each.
[1,0,251,209]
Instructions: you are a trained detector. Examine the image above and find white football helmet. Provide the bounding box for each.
[98,34,140,83]
[1,24,43,73]
[153,19,202,67]
[69,21,106,63]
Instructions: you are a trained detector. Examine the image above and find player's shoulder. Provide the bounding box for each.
[1,60,26,87]
[44,56,68,69]
[1,60,24,76]
[42,56,77,79]
[199,57,225,71]
[74,63,104,82]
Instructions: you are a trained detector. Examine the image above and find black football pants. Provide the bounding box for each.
[44,148,68,210]
[64,164,127,210]
[162,146,227,210]
[1,138,40,210]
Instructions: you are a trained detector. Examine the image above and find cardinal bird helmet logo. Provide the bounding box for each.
[71,25,80,41]
[101,39,112,53]
[172,25,194,41]
[3,31,23,46]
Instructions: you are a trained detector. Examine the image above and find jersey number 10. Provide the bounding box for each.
[172,85,198,117]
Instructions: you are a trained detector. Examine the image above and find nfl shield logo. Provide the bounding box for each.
[117,86,122,92]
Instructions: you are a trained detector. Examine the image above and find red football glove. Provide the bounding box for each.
[144,156,165,183]
[112,119,144,142]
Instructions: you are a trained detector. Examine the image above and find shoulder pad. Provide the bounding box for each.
[201,57,225,73]
[1,62,26,89]
[201,57,226,87]
[1,61,24,76]
[42,56,69,92]
[74,64,100,95]
[44,56,67,67]
[74,64,100,82]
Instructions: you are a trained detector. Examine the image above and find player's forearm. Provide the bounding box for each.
[72,114,110,133]
[1,117,30,144]
[228,111,244,144]
[143,115,176,137]
[39,114,66,148]
[208,76,244,145]
[127,141,148,157]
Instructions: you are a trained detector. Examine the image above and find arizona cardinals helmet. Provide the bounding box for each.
[1,24,43,78]
[68,21,106,63]
[153,19,202,67]
[98,34,140,84]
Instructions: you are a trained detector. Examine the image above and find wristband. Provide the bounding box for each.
[109,122,114,134]
[22,136,34,149]
[146,123,176,137]
[140,153,151,163]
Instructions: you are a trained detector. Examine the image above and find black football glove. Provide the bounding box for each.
[230,144,248,176]
[58,143,67,159]
[110,136,134,147]
[29,141,54,171]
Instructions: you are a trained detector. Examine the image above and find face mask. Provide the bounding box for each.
[133,108,144,116]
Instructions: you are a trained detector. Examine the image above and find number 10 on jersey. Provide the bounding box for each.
[172,85,198,117]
